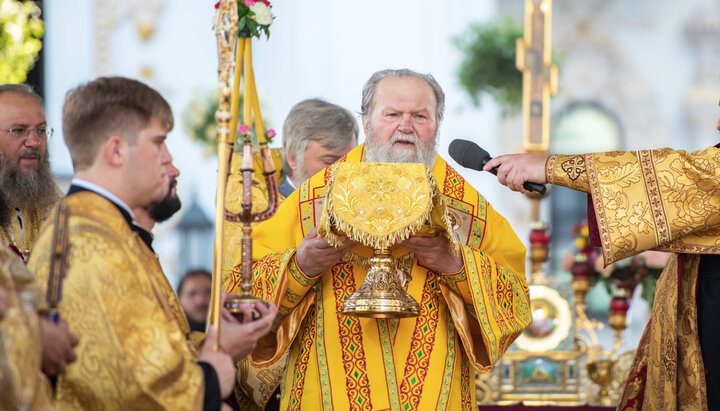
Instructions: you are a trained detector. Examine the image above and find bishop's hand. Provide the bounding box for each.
[399,234,463,274]
[295,227,356,279]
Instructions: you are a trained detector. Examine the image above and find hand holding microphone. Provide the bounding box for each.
[448,139,548,195]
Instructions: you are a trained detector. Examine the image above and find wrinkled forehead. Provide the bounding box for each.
[373,77,437,113]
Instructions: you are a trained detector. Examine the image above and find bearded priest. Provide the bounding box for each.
[230,69,531,410]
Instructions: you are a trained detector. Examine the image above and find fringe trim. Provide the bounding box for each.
[318,163,461,262]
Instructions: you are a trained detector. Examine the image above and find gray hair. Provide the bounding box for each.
[0,83,45,111]
[282,99,358,178]
[360,69,445,123]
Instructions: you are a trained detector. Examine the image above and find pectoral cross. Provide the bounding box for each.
[516,0,558,155]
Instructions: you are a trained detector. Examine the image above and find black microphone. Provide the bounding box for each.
[448,139,547,195]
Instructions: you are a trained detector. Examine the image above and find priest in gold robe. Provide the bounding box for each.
[484,107,720,411]
[0,244,55,410]
[28,77,237,411]
[229,69,532,410]
[0,84,61,262]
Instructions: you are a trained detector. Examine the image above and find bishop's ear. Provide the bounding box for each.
[286,150,298,176]
[361,115,369,137]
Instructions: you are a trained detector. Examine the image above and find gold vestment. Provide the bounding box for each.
[547,148,720,411]
[229,144,532,410]
[28,192,205,411]
[0,185,61,262]
[0,244,53,410]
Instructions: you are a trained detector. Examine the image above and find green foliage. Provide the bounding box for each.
[454,17,524,111]
[0,0,44,84]
[183,89,240,156]
[237,1,272,40]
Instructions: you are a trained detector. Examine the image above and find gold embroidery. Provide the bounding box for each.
[561,156,586,181]
[546,154,590,192]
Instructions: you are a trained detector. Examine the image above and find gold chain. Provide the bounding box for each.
[0,207,42,261]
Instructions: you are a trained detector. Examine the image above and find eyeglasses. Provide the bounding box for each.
[0,126,53,139]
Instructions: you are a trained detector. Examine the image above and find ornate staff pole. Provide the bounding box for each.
[211,1,279,341]
[210,0,239,350]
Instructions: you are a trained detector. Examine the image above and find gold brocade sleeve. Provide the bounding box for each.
[545,154,590,193]
[584,147,720,264]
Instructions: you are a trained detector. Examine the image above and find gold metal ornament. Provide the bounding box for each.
[318,162,458,318]
[210,0,278,343]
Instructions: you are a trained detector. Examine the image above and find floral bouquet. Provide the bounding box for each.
[215,0,274,39]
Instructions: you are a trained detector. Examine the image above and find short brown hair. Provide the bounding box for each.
[62,77,174,171]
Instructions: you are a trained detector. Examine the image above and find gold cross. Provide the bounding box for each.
[516,0,558,155]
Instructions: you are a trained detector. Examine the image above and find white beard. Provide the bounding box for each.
[364,129,437,169]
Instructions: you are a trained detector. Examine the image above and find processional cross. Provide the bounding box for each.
[517,0,558,280]
[516,0,558,155]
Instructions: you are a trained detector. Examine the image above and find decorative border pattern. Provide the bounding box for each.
[299,198,317,235]
[332,262,373,410]
[460,352,472,410]
[466,250,497,367]
[288,257,315,287]
[378,319,401,411]
[247,253,282,299]
[283,288,301,305]
[444,269,466,296]
[443,163,465,199]
[314,280,333,411]
[585,153,615,267]
[399,273,440,409]
[435,310,456,410]
[286,306,318,411]
[637,150,671,245]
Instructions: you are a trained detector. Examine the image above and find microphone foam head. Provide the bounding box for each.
[448,139,490,169]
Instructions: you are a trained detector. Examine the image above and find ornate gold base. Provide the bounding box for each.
[342,249,420,318]
[224,295,268,322]
[587,358,614,406]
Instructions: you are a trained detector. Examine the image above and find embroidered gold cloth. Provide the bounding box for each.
[28,192,205,411]
[0,244,53,410]
[547,148,720,410]
[228,144,531,411]
[318,162,458,261]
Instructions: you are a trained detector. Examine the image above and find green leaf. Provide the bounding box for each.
[0,0,44,83]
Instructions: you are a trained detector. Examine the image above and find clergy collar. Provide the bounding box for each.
[67,181,155,252]
[70,178,135,221]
